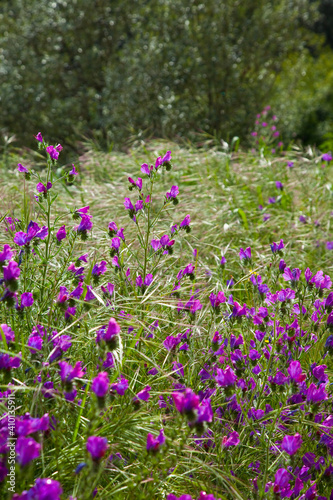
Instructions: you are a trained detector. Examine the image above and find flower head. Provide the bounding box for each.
[239,247,251,260]
[46,146,59,160]
[146,429,165,452]
[92,372,109,398]
[16,436,41,467]
[34,132,43,142]
[56,225,67,242]
[281,433,302,456]
[86,436,108,460]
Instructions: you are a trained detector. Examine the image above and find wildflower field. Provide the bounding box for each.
[1,111,333,499]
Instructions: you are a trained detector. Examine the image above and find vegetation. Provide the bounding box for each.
[0,118,333,498]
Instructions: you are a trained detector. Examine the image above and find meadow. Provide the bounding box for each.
[0,108,333,499]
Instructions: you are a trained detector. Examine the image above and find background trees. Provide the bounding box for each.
[0,0,331,150]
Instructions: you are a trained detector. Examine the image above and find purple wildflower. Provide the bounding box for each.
[69,164,78,176]
[222,431,240,448]
[16,437,41,467]
[92,261,107,276]
[86,436,108,461]
[46,146,59,160]
[270,239,284,254]
[76,214,93,233]
[92,372,109,398]
[134,386,151,402]
[239,247,251,260]
[172,388,200,416]
[0,324,15,343]
[281,433,302,456]
[17,163,29,173]
[59,361,84,383]
[283,267,301,284]
[180,214,191,230]
[34,132,43,142]
[21,292,33,308]
[216,366,237,387]
[3,261,20,282]
[146,429,165,452]
[322,153,332,162]
[166,185,179,200]
[111,377,128,395]
[0,244,14,262]
[36,182,52,194]
[56,225,66,242]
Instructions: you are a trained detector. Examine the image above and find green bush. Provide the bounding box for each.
[0,0,319,149]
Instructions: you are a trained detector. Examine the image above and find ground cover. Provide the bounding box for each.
[0,122,333,499]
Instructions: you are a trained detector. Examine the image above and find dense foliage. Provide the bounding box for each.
[0,120,333,498]
[0,0,325,150]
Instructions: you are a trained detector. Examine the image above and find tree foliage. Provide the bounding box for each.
[0,0,320,148]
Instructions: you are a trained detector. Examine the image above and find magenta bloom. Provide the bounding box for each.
[239,247,251,260]
[180,214,191,229]
[34,132,43,142]
[14,221,48,246]
[104,318,120,342]
[311,270,332,290]
[307,383,328,403]
[124,197,134,211]
[222,431,240,448]
[86,436,108,460]
[136,274,153,288]
[28,334,43,353]
[141,163,152,176]
[146,429,165,452]
[216,366,237,387]
[92,372,109,398]
[59,361,84,383]
[111,377,128,395]
[0,353,21,370]
[155,151,171,169]
[46,146,59,160]
[281,433,302,456]
[172,388,200,415]
[287,360,304,383]
[111,237,121,252]
[151,239,162,251]
[16,414,50,437]
[270,239,284,253]
[26,478,62,499]
[134,386,151,402]
[209,291,227,308]
[56,225,66,242]
[101,282,115,297]
[283,267,301,283]
[69,164,78,176]
[163,335,182,351]
[274,468,292,491]
[36,182,52,193]
[166,185,179,200]
[0,244,14,262]
[92,261,107,276]
[65,306,76,320]
[128,176,142,190]
[275,181,283,190]
[21,292,34,308]
[16,436,41,466]
[76,214,93,233]
[0,324,15,343]
[322,153,332,162]
[17,163,29,173]
[3,261,20,282]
